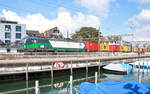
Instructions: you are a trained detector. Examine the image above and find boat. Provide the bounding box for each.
[130,59,150,72]
[102,62,133,74]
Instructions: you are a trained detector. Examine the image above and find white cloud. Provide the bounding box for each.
[129,0,150,8]
[0,8,100,37]
[128,9,150,40]
[129,0,150,4]
[75,0,115,18]
[135,25,150,41]
[137,0,150,4]
[129,9,150,25]
[1,9,55,32]
[136,9,150,24]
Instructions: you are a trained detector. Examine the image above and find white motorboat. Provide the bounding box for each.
[103,63,133,74]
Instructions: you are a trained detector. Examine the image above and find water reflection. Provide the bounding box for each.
[102,71,150,84]
[1,71,149,94]
[26,81,29,94]
[1,59,150,94]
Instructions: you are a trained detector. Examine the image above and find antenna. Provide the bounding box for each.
[130,23,136,52]
[67,31,69,38]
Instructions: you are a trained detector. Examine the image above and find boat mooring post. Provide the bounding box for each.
[70,75,73,94]
[142,61,144,73]
[86,61,88,81]
[35,80,40,94]
[51,75,54,94]
[98,59,101,73]
[149,66,150,74]
[132,63,135,80]
[26,80,29,94]
[127,63,129,75]
[149,60,150,73]
[132,63,135,81]
[147,60,149,74]
[133,63,136,72]
[138,62,140,73]
[148,59,150,73]
[95,72,98,84]
[51,62,53,81]
[139,72,142,83]
[98,59,101,79]
[26,63,28,81]
[71,61,73,76]
[86,61,88,73]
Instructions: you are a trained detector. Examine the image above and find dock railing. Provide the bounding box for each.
[0,52,150,81]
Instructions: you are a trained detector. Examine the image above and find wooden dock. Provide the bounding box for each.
[0,53,150,81]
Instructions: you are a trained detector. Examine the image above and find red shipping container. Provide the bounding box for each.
[109,45,115,52]
[138,48,140,52]
[109,45,120,52]
[84,42,99,52]
[116,45,120,52]
[138,48,143,52]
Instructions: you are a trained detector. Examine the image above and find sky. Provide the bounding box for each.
[0,0,150,40]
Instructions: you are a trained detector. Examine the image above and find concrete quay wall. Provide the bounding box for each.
[0,52,148,60]
[0,54,149,64]
[0,54,149,75]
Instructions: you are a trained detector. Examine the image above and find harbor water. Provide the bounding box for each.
[0,58,150,94]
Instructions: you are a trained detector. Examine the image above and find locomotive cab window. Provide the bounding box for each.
[26,39,35,45]
[37,39,49,43]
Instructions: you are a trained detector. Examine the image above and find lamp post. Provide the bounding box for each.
[130,23,135,52]
[98,26,101,52]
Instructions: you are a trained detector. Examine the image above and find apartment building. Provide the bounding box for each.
[0,19,26,44]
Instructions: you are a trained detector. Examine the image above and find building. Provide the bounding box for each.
[0,19,26,44]
[44,27,64,39]
[26,30,44,38]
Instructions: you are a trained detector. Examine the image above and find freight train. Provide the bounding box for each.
[18,37,149,53]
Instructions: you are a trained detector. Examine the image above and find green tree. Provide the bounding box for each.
[71,27,102,42]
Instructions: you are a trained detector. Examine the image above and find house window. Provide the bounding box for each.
[16,33,21,39]
[16,26,21,32]
[5,32,11,38]
[5,25,11,31]
[5,40,11,44]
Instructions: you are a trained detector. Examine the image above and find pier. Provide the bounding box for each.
[0,52,150,82]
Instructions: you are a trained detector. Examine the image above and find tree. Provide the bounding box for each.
[71,27,102,42]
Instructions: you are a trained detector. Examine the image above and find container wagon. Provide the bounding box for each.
[84,42,99,52]
[138,48,142,53]
[120,46,124,52]
[134,47,138,52]
[109,44,120,52]
[143,49,147,52]
[99,43,109,52]
[122,46,130,52]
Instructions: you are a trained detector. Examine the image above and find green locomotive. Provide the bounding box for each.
[19,37,86,52]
